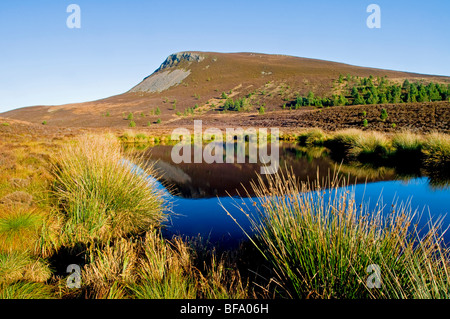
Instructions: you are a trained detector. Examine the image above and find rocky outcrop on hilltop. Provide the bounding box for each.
[129,52,205,93]
[155,52,205,73]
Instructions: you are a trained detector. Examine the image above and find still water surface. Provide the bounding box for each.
[139,143,450,248]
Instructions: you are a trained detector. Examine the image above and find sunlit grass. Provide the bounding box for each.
[0,252,52,284]
[79,231,248,299]
[422,132,450,173]
[223,168,450,299]
[325,129,390,162]
[0,281,55,299]
[297,128,328,146]
[52,134,166,244]
[129,232,197,299]
[0,206,45,254]
[1,128,449,300]
[392,131,424,153]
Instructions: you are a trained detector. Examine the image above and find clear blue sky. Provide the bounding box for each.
[1,0,449,112]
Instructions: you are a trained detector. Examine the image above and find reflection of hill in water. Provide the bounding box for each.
[142,143,399,198]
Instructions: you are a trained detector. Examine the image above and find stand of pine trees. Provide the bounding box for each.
[291,76,450,108]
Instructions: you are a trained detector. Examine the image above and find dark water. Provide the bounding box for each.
[138,142,450,248]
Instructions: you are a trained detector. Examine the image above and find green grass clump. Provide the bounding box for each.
[352,131,390,162]
[0,281,55,299]
[224,169,450,299]
[82,238,136,299]
[80,231,247,299]
[297,129,327,146]
[422,132,450,176]
[135,133,147,141]
[52,134,166,244]
[128,232,197,299]
[0,207,44,253]
[326,129,390,163]
[324,129,361,159]
[0,252,52,284]
[391,132,423,164]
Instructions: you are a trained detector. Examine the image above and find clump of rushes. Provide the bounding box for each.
[351,131,390,162]
[391,132,424,166]
[52,134,166,244]
[128,232,197,299]
[135,133,147,141]
[326,129,390,163]
[0,207,45,254]
[297,129,328,146]
[422,132,450,178]
[81,231,247,299]
[324,129,361,159]
[223,169,450,299]
[0,252,52,285]
[0,281,55,299]
[82,237,137,299]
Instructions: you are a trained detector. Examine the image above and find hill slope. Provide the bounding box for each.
[2,51,450,128]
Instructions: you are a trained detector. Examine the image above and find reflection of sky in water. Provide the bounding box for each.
[162,177,450,249]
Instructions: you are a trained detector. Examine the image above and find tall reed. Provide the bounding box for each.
[223,168,449,299]
[52,134,166,244]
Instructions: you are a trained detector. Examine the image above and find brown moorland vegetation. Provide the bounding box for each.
[2,52,449,130]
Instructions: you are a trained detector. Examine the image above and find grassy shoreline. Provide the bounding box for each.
[118,128,450,178]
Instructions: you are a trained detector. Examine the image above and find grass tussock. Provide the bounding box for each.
[0,252,52,284]
[391,131,424,154]
[129,232,197,299]
[297,129,328,146]
[422,132,450,174]
[0,281,55,299]
[351,131,390,160]
[223,168,450,299]
[0,206,46,254]
[325,129,390,163]
[82,238,137,299]
[52,134,166,244]
[80,232,248,299]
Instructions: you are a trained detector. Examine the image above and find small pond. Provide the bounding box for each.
[137,142,450,248]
